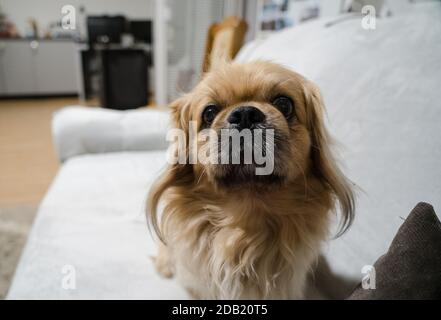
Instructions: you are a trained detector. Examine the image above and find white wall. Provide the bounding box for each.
[165,0,224,101]
[319,0,344,17]
[0,0,154,37]
[287,0,343,25]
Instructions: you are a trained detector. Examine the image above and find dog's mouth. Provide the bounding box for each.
[213,165,285,189]
[208,127,287,189]
[214,126,277,159]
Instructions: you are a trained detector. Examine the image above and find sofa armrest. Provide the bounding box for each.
[52,106,170,162]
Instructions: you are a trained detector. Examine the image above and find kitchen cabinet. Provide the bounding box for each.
[0,39,79,96]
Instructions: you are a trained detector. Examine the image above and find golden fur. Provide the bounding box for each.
[147,61,355,299]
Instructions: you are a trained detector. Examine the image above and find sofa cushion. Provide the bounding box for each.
[52,106,170,162]
[348,202,441,300]
[7,151,188,299]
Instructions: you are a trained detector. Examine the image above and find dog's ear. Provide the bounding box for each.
[303,82,355,236]
[147,95,194,243]
[170,95,192,132]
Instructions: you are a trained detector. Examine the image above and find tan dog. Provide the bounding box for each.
[148,61,354,299]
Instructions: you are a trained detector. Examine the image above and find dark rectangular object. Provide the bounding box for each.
[99,49,148,109]
[87,16,126,44]
[129,20,152,44]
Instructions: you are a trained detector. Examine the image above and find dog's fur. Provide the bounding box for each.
[147,61,355,299]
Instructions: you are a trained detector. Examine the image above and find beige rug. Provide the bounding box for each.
[0,205,37,299]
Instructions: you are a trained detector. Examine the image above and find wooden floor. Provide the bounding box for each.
[0,97,94,206]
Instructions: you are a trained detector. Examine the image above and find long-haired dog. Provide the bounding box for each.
[148,61,354,299]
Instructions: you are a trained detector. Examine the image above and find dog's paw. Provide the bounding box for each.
[151,248,175,278]
[186,287,201,299]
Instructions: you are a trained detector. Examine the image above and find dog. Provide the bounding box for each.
[147,61,355,299]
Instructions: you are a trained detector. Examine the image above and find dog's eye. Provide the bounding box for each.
[272,96,294,119]
[202,104,220,124]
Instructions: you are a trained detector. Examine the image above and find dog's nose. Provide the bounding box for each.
[227,106,265,129]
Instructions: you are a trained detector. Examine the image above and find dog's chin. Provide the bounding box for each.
[211,164,285,191]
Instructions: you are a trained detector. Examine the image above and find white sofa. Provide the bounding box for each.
[8,107,188,299]
[7,2,441,299]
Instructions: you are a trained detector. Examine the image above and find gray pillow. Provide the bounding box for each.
[348,202,441,299]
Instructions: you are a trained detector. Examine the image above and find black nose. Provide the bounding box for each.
[227,106,265,129]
